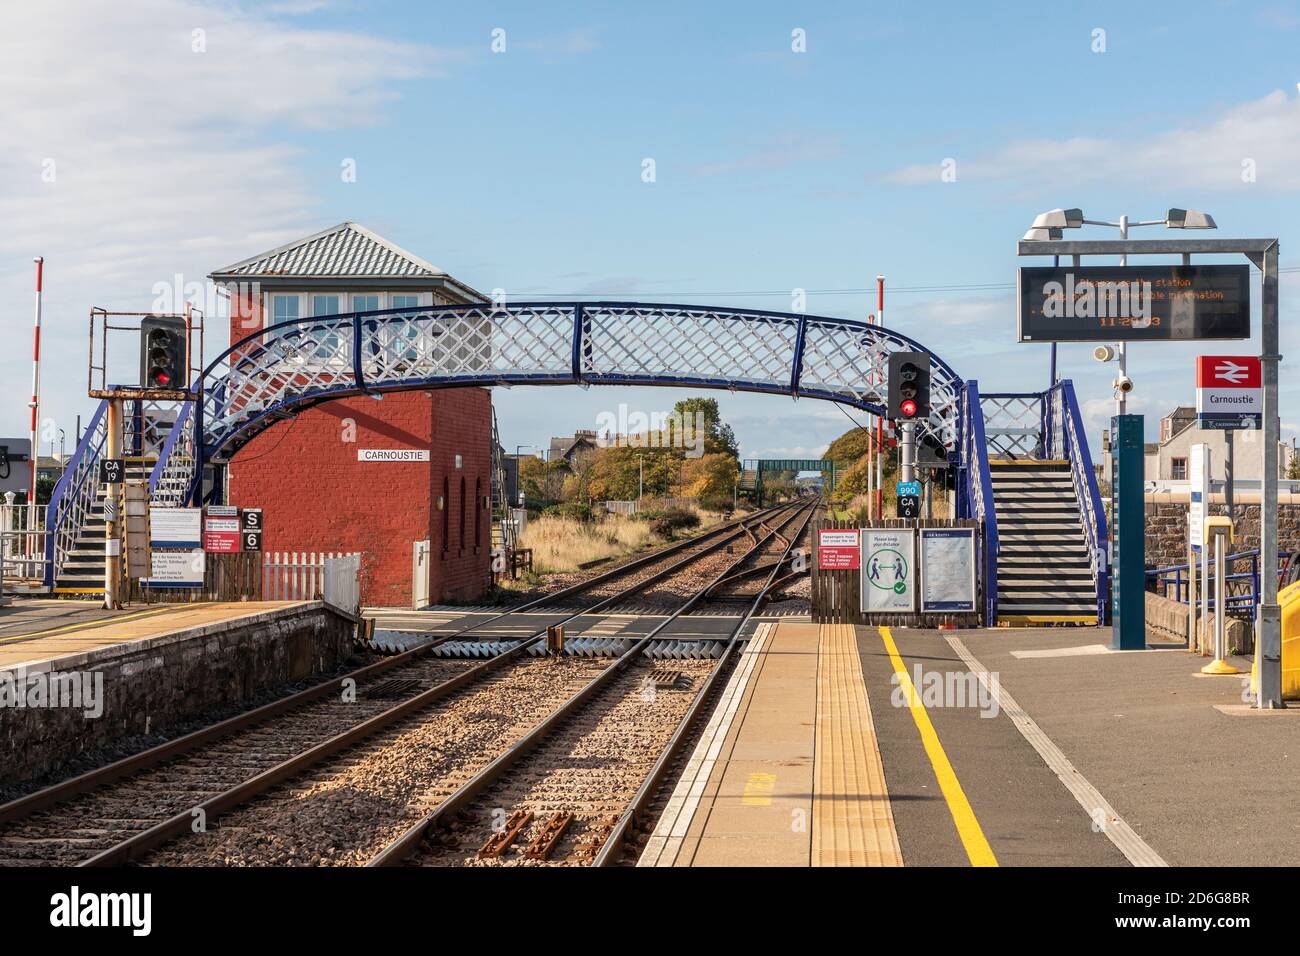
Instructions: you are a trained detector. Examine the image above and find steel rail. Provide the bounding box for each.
[71,503,804,867]
[365,499,818,867]
[591,498,819,866]
[0,504,783,831]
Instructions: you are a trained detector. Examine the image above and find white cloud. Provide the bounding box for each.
[0,0,468,438]
[691,133,843,178]
[884,88,1300,191]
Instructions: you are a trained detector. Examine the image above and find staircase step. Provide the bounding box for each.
[997,598,1098,613]
[998,582,1092,598]
[998,568,1093,580]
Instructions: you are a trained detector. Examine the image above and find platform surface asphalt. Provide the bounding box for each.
[646,621,1289,867]
[955,628,1289,867]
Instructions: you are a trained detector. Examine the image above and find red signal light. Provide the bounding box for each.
[900,398,918,418]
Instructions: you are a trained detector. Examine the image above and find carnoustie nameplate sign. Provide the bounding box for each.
[1017,265,1250,342]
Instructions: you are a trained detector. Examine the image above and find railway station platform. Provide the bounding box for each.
[640,621,1300,867]
[1,598,360,786]
[0,599,314,669]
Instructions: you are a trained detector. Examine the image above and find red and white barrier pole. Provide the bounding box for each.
[28,257,43,552]
[876,275,885,519]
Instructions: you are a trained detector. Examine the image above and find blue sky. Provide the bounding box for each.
[2,0,1299,462]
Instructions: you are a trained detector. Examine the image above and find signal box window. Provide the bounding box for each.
[310,294,342,360]
[391,294,423,364]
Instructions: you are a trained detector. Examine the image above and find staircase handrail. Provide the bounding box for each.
[1057,379,1109,623]
[964,380,999,624]
[43,399,109,587]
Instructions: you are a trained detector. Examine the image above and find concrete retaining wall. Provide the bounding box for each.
[0,602,356,785]
[1145,591,1252,656]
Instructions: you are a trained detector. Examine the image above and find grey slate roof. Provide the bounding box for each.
[209,222,449,279]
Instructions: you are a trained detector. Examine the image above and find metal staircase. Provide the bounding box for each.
[989,461,1098,621]
[45,401,177,594]
[961,381,1108,625]
[53,457,156,594]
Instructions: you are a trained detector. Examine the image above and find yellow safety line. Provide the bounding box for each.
[877,626,998,867]
[0,604,198,646]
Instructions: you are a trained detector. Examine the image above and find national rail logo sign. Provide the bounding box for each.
[1196,355,1262,429]
[1017,265,1250,342]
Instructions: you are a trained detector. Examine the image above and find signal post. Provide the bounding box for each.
[87,306,201,610]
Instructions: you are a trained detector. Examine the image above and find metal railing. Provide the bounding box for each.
[182,302,965,501]
[44,401,108,588]
[149,400,196,507]
[962,381,999,623]
[1148,548,1292,616]
[1,526,49,587]
[979,392,1044,459]
[1052,380,1109,624]
[43,398,184,587]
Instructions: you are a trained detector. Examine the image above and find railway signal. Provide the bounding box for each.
[139,315,186,390]
[888,351,931,421]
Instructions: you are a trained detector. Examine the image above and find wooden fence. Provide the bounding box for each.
[811,517,985,628]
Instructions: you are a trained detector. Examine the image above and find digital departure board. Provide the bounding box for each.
[1017,264,1250,342]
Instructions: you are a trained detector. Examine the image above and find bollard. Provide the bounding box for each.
[546,623,565,657]
[1201,518,1241,676]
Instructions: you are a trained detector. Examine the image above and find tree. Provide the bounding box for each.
[517,456,567,504]
[1288,446,1300,480]
[823,423,896,504]
[586,446,674,501]
[671,397,739,458]
[674,452,739,504]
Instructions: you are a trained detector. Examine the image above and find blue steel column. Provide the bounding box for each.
[351,312,366,392]
[571,304,586,384]
[790,316,808,398]
[191,385,204,507]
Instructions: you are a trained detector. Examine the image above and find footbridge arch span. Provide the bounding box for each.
[145,301,963,504]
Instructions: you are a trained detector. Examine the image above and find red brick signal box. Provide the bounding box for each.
[209,222,493,608]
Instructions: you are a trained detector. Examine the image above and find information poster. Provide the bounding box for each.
[861,528,916,613]
[144,549,205,588]
[150,507,201,549]
[920,528,976,613]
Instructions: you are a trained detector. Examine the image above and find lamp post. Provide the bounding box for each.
[1024,207,1217,414]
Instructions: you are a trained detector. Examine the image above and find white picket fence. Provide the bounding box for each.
[262,551,360,610]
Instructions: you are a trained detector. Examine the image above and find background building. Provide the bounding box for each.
[1138,406,1293,483]
[210,222,493,608]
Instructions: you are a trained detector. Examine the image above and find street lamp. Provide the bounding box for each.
[1023,206,1217,413]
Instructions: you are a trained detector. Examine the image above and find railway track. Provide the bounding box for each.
[368,498,819,867]
[0,501,808,867]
